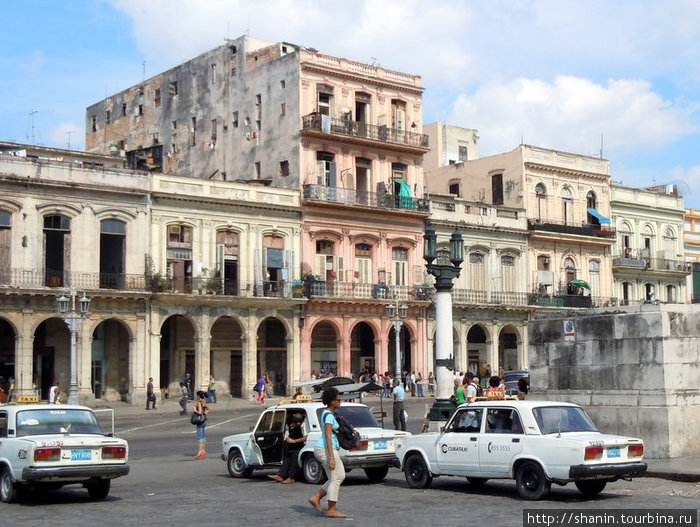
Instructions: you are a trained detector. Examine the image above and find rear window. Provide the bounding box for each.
[532,406,598,435]
[15,409,103,437]
[316,406,379,428]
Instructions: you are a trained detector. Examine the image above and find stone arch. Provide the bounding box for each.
[466,324,490,377]
[349,320,377,377]
[0,316,18,400]
[498,324,522,371]
[209,315,244,397]
[310,319,340,377]
[91,317,131,401]
[256,316,289,394]
[159,314,199,395]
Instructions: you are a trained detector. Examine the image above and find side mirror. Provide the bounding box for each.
[439,426,445,433]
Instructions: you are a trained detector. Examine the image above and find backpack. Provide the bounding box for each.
[253,383,259,392]
[322,410,360,451]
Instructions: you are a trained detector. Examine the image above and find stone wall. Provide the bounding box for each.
[528,304,700,458]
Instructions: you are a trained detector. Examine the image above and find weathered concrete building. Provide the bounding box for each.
[683,208,700,303]
[423,122,480,169]
[529,305,700,458]
[610,184,690,305]
[426,145,617,307]
[86,35,434,383]
[426,193,531,372]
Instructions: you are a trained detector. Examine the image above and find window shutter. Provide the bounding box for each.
[328,162,337,188]
[216,243,225,279]
[254,248,263,296]
[316,254,326,280]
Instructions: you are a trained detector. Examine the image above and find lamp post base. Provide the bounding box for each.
[428,399,457,422]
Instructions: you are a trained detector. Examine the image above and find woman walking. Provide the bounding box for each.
[308,387,346,518]
[193,390,210,459]
[255,375,266,404]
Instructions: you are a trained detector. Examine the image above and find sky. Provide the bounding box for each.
[1,0,699,207]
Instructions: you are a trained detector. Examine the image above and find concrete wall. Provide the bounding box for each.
[528,304,700,458]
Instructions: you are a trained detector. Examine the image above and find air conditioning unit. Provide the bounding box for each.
[168,225,181,236]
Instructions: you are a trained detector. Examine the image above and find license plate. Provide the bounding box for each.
[71,449,92,461]
[374,440,388,451]
[607,447,620,458]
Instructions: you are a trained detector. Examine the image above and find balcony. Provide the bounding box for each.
[305,280,432,302]
[0,268,149,292]
[528,219,616,239]
[612,255,691,274]
[528,293,619,309]
[452,289,532,308]
[301,113,429,154]
[303,184,429,212]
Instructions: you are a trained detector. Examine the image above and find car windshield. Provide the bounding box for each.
[532,406,598,435]
[326,406,379,428]
[15,409,103,437]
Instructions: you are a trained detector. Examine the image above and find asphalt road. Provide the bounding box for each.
[1,406,698,527]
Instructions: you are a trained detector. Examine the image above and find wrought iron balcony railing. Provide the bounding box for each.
[305,280,432,302]
[528,219,616,238]
[0,268,150,291]
[303,184,429,212]
[301,113,429,150]
[612,255,691,273]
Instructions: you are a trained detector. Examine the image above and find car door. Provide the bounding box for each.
[436,407,483,475]
[254,409,286,464]
[478,407,524,477]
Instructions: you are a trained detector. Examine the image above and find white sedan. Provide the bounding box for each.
[222,399,408,484]
[396,399,646,500]
[0,404,129,502]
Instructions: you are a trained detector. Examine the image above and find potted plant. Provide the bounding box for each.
[292,279,304,298]
[203,269,222,294]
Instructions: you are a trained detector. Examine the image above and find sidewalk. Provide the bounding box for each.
[89,394,700,483]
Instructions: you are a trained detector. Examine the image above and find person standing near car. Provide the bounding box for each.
[392,378,406,431]
[193,390,210,459]
[309,387,346,518]
[518,375,530,400]
[49,380,61,404]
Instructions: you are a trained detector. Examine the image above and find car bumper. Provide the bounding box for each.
[22,464,130,482]
[568,461,647,479]
[342,453,400,469]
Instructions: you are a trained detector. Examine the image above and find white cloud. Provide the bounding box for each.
[450,75,696,158]
[48,123,85,151]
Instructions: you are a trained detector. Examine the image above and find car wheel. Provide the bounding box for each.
[0,467,18,503]
[467,477,489,486]
[227,451,253,478]
[575,479,607,497]
[516,461,551,500]
[364,466,389,482]
[86,479,110,500]
[303,454,327,485]
[404,454,433,489]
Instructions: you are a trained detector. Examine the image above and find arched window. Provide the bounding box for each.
[563,257,576,288]
[663,227,676,260]
[0,210,10,277]
[586,191,597,209]
[561,187,573,224]
[392,247,408,286]
[355,243,372,283]
[501,254,515,292]
[469,252,486,292]
[588,260,600,295]
[535,184,547,220]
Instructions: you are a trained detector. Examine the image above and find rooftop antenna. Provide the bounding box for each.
[600,133,604,159]
[66,130,76,150]
[28,110,38,144]
[142,60,146,82]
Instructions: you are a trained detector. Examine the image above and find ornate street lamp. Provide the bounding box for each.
[57,289,91,405]
[424,227,463,421]
[386,298,408,381]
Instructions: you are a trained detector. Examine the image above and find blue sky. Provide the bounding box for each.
[2,0,699,207]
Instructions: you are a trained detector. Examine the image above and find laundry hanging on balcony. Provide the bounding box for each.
[587,208,610,224]
[395,179,415,209]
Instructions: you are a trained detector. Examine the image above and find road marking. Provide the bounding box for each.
[119,413,254,435]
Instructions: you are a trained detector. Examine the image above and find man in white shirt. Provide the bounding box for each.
[48,380,61,404]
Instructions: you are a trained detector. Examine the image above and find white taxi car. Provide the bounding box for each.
[396,399,646,500]
[221,399,408,484]
[0,404,129,502]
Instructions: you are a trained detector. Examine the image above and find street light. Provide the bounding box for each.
[424,227,463,422]
[57,289,91,405]
[386,298,408,381]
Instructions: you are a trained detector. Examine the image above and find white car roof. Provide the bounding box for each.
[460,400,580,410]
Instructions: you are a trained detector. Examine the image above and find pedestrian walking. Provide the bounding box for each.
[179,382,189,415]
[183,372,193,400]
[308,387,346,518]
[255,375,266,404]
[49,380,61,404]
[392,379,406,431]
[428,372,435,396]
[146,377,157,409]
[192,390,210,459]
[416,372,424,397]
[206,375,217,403]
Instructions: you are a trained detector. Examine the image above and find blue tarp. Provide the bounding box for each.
[587,208,611,224]
[396,179,414,209]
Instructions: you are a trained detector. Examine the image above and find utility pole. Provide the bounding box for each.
[66,130,76,150]
[28,110,38,143]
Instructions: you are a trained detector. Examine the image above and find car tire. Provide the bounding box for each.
[86,479,110,500]
[575,479,607,497]
[467,477,489,486]
[364,466,389,482]
[516,461,551,500]
[303,454,327,485]
[227,451,253,478]
[0,467,18,503]
[404,454,433,489]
